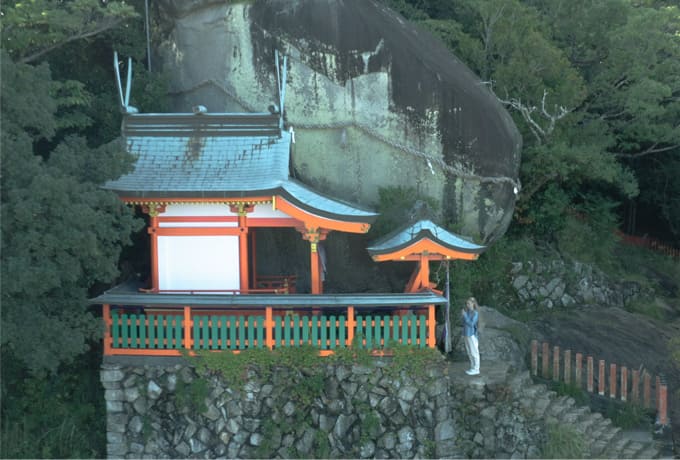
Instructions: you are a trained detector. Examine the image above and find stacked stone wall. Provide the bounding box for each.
[101,358,459,459]
[510,260,649,309]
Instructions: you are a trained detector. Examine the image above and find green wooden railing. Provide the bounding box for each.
[106,307,433,355]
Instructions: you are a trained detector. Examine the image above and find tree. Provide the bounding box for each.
[1,51,143,374]
[0,0,154,375]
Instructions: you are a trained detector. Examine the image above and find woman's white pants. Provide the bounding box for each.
[463,335,480,372]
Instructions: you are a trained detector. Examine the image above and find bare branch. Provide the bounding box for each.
[19,17,123,64]
[614,143,680,159]
[495,89,572,144]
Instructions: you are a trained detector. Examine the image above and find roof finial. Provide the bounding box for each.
[113,51,138,114]
[275,49,288,130]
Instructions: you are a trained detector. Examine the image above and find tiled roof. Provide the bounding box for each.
[103,113,376,222]
[367,219,486,255]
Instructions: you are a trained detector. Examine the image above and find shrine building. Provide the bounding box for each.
[93,57,486,356]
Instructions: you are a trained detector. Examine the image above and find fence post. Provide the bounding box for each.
[427,305,436,348]
[347,306,355,347]
[531,340,538,376]
[643,372,652,409]
[183,306,192,350]
[564,350,571,384]
[598,360,605,396]
[610,363,617,398]
[658,380,668,426]
[621,366,628,401]
[656,375,661,412]
[542,342,550,378]
[632,369,640,403]
[553,346,560,381]
[587,356,594,393]
[265,306,273,350]
[575,353,583,388]
[103,304,113,355]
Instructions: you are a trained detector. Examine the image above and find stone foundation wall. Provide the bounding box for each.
[102,357,462,459]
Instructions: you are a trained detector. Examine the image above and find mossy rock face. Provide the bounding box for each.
[157,0,522,243]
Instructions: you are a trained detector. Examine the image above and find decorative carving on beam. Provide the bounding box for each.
[141,203,167,217]
[298,227,329,252]
[229,203,255,216]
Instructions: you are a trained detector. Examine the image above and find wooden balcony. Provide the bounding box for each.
[96,287,446,357]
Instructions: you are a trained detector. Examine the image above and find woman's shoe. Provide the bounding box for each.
[465,369,480,376]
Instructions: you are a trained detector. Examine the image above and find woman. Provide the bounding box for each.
[461,297,480,375]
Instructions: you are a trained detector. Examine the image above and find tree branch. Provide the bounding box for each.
[19,18,123,64]
[614,143,680,159]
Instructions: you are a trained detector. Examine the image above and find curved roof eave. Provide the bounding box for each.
[367,219,486,258]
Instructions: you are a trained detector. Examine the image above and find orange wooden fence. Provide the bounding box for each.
[617,231,680,259]
[531,340,669,426]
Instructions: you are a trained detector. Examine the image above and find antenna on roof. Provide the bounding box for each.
[274,50,287,130]
[113,51,139,114]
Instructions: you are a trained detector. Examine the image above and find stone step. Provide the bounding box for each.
[598,425,621,444]
[545,395,575,417]
[572,411,599,435]
[558,406,588,424]
[532,396,552,416]
[634,445,660,459]
[605,431,631,456]
[589,439,609,457]
[620,441,645,459]
[520,383,547,399]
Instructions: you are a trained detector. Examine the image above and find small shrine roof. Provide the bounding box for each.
[103,113,376,222]
[367,219,486,259]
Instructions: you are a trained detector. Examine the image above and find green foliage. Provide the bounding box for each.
[540,422,587,459]
[434,235,538,308]
[606,402,654,430]
[1,52,143,375]
[1,0,138,64]
[555,196,621,268]
[550,381,590,406]
[174,378,209,413]
[0,349,105,458]
[371,186,439,237]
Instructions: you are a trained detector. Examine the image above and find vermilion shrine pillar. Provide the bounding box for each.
[142,203,166,291]
[300,227,328,294]
[230,203,255,293]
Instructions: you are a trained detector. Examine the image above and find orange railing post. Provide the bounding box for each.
[575,353,583,388]
[564,350,571,384]
[632,369,640,403]
[598,360,606,396]
[552,346,560,381]
[103,304,113,355]
[347,306,355,347]
[587,356,594,393]
[658,380,668,426]
[183,306,192,350]
[621,366,628,401]
[427,305,436,348]
[610,363,617,398]
[265,306,274,349]
[542,342,550,378]
[643,372,652,408]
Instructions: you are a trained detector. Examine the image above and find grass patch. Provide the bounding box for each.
[541,422,587,459]
[606,402,655,430]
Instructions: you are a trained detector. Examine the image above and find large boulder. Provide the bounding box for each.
[156,0,521,243]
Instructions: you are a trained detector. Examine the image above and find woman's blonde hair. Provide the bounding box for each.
[466,297,478,310]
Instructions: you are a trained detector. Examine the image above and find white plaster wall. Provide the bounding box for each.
[250,204,290,219]
[158,222,238,228]
[158,236,240,291]
[161,203,236,217]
